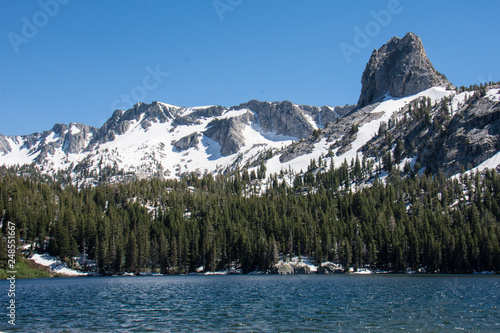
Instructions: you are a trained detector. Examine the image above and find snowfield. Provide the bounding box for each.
[30,253,87,276]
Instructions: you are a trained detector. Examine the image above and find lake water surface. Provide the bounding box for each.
[1,275,499,332]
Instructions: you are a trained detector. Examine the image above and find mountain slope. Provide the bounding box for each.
[0,32,499,185]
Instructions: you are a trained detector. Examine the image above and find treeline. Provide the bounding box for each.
[457,81,500,94]
[1,162,500,274]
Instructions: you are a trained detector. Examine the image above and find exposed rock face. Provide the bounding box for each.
[358,32,451,107]
[0,134,12,154]
[427,93,500,174]
[204,113,253,156]
[21,133,40,152]
[33,123,97,162]
[61,123,96,154]
[328,104,356,121]
[233,100,319,139]
[173,132,200,151]
[318,262,344,274]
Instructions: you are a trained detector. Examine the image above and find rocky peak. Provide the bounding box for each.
[358,32,452,107]
[122,101,180,125]
[138,102,182,129]
[91,102,181,146]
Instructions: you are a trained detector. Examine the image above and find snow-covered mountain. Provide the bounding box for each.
[1,32,499,185]
[0,99,347,183]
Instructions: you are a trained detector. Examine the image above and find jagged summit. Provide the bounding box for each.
[357,32,452,107]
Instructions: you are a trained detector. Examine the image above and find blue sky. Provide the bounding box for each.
[1,1,499,135]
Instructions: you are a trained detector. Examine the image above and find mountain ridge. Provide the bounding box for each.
[1,32,499,185]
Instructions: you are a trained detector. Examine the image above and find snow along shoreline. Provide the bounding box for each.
[28,253,496,277]
[30,253,87,276]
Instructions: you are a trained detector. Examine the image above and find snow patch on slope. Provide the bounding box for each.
[218,108,249,120]
[451,91,468,114]
[468,151,500,173]
[31,253,87,276]
[45,132,59,144]
[486,88,500,102]
[3,137,39,166]
[70,124,81,135]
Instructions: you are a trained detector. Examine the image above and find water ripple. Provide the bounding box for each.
[0,275,499,332]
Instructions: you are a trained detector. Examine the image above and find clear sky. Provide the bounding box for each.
[1,1,499,135]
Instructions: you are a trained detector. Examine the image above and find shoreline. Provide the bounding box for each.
[5,269,498,279]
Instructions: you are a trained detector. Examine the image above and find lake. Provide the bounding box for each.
[1,275,499,332]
